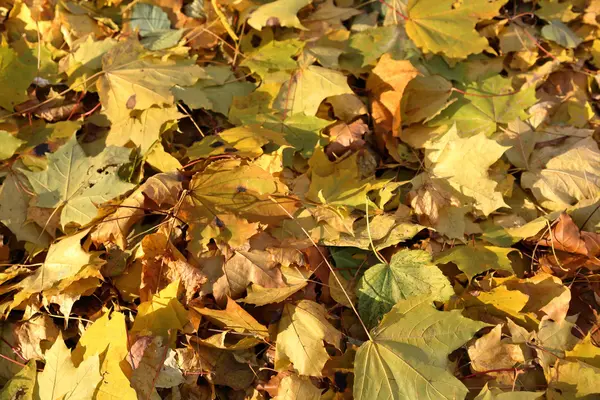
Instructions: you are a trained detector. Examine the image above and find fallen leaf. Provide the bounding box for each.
[357,249,453,327]
[275,300,342,376]
[37,333,102,400]
[22,134,135,228]
[354,295,488,400]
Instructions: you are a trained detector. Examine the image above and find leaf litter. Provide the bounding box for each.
[0,0,599,399]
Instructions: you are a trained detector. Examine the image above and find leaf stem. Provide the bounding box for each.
[376,0,408,21]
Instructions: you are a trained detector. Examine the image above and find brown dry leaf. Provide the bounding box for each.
[91,172,183,249]
[192,297,268,338]
[468,325,525,385]
[325,120,368,158]
[129,335,184,398]
[136,230,206,303]
[539,213,600,257]
[366,54,420,137]
[502,273,571,323]
[213,250,286,303]
[13,314,59,361]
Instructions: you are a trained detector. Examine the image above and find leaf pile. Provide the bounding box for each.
[0,0,600,399]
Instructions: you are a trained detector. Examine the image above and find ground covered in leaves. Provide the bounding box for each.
[0,0,600,399]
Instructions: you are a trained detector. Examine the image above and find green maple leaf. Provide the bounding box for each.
[0,361,37,400]
[357,249,454,327]
[432,75,537,136]
[131,3,183,51]
[247,0,312,30]
[354,295,488,400]
[541,20,583,49]
[173,66,256,116]
[240,113,332,158]
[97,40,202,122]
[240,39,304,80]
[0,46,37,111]
[0,131,25,160]
[404,0,504,59]
[22,134,135,228]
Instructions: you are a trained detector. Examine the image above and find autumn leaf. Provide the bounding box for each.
[436,244,518,281]
[12,229,104,309]
[22,134,135,228]
[274,65,353,116]
[0,46,37,110]
[72,311,137,400]
[97,40,202,122]
[404,0,504,59]
[354,295,488,400]
[131,280,189,338]
[273,374,322,399]
[423,124,510,217]
[247,0,312,30]
[37,333,102,400]
[357,249,453,327]
[2,1,600,398]
[275,300,342,376]
[0,361,37,400]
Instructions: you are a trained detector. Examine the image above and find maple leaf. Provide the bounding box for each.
[433,75,538,136]
[366,54,420,136]
[72,311,137,400]
[193,297,268,338]
[0,361,37,400]
[97,40,202,122]
[357,249,453,327]
[0,170,52,247]
[131,280,189,338]
[354,295,488,400]
[213,250,286,302]
[404,0,504,59]
[91,172,182,249]
[22,134,135,228]
[12,229,104,308]
[423,125,510,217]
[436,244,518,281]
[273,374,322,399]
[275,300,342,376]
[467,325,525,384]
[37,333,102,400]
[274,65,353,116]
[130,3,184,51]
[106,106,182,153]
[173,65,255,116]
[0,46,37,111]
[521,137,600,210]
[181,160,296,255]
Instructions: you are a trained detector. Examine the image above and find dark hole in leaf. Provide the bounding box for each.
[214,216,224,228]
[210,141,224,148]
[34,143,50,156]
[236,186,247,193]
[224,148,237,153]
